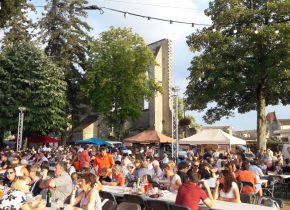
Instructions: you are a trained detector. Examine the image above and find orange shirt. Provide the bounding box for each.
[236,170,257,194]
[93,154,114,176]
[112,173,125,187]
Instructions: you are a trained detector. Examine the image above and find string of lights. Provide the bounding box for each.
[1,2,287,33]
[102,0,205,11]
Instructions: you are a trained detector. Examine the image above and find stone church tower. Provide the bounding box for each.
[71,39,173,141]
[147,39,173,136]
[124,39,173,136]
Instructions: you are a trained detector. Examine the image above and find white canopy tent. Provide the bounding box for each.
[179,129,246,145]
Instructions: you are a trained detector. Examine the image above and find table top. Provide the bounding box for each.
[102,186,275,210]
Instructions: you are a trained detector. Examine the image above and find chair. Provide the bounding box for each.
[123,194,147,209]
[240,193,255,204]
[169,203,190,210]
[102,199,118,210]
[262,176,278,197]
[117,202,142,210]
[100,191,118,210]
[146,200,170,210]
[100,191,117,203]
[257,197,282,209]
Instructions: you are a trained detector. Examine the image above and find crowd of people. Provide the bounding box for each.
[0,144,289,210]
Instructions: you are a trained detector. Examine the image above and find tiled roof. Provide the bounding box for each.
[73,115,98,132]
[278,119,290,125]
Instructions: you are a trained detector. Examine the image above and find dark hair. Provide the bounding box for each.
[100,147,107,152]
[6,166,16,172]
[80,173,96,187]
[200,169,211,179]
[178,162,188,170]
[241,161,250,171]
[285,159,289,165]
[187,171,200,183]
[41,161,49,170]
[220,170,236,193]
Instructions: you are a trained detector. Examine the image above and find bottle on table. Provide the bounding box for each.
[143,175,149,194]
[46,187,52,207]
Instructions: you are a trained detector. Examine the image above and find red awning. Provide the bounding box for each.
[28,135,60,143]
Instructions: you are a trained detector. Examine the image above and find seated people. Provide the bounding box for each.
[213,170,240,203]
[70,173,102,210]
[176,171,214,210]
[177,162,189,184]
[3,166,16,187]
[0,176,44,210]
[99,167,112,184]
[236,161,261,196]
[40,161,73,202]
[29,165,42,196]
[103,165,125,187]
[162,163,182,193]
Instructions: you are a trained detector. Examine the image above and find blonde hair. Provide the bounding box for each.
[164,162,175,172]
[11,176,31,192]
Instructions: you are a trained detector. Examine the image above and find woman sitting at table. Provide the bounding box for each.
[70,173,102,210]
[162,163,182,193]
[0,176,44,210]
[213,170,241,203]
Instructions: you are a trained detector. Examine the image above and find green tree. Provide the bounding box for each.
[38,0,92,128]
[3,2,36,45]
[84,27,161,140]
[0,41,67,145]
[185,0,290,149]
[0,0,26,28]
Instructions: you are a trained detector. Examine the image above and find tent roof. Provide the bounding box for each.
[179,129,246,145]
[123,130,173,144]
[75,138,111,146]
[28,135,60,144]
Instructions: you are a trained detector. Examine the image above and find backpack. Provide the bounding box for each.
[258,197,281,210]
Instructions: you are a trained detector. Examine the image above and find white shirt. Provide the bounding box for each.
[167,174,181,193]
[249,165,264,180]
[220,182,239,200]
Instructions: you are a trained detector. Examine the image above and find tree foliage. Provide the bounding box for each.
[0,42,67,137]
[38,0,92,127]
[3,2,36,45]
[84,27,161,138]
[0,0,26,28]
[185,0,290,148]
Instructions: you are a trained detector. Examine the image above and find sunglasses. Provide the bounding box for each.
[193,165,199,167]
[7,172,14,174]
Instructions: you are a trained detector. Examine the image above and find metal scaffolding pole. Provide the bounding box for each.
[171,86,180,160]
[16,107,26,151]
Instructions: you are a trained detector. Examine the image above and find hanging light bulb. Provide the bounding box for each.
[124,12,127,18]
[212,28,216,32]
[170,20,173,24]
[254,27,259,34]
[0,2,2,10]
[21,8,26,13]
[269,18,273,23]
[147,16,151,20]
[191,23,195,27]
[275,29,279,34]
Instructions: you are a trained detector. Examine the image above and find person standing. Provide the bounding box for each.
[79,145,91,170]
[94,147,114,176]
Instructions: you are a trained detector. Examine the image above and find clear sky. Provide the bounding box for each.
[25,0,290,131]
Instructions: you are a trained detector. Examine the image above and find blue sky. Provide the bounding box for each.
[26,0,289,130]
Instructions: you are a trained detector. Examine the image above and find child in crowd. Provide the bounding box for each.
[99,167,112,184]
